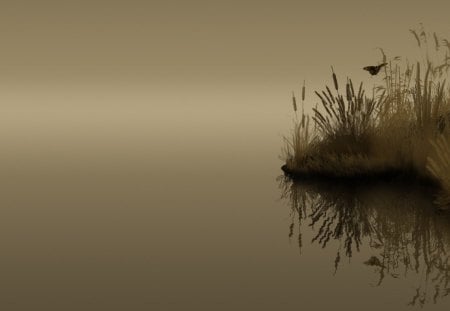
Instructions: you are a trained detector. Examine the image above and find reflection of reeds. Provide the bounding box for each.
[278,175,450,306]
[281,26,450,208]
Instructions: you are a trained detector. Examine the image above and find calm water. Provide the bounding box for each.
[1,85,450,310]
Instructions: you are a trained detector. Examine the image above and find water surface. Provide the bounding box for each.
[1,86,450,310]
[280,176,450,308]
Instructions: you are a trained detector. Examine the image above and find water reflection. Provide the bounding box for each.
[279,176,450,307]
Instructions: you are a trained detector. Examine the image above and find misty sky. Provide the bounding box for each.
[0,0,448,87]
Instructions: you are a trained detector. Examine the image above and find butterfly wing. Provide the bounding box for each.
[363,66,377,75]
[373,66,381,75]
[364,64,387,75]
[374,63,387,75]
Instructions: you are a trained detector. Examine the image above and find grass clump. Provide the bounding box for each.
[282,26,450,207]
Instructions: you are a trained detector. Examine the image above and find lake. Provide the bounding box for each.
[1,84,449,310]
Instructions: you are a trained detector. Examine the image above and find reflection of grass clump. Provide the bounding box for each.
[282,27,450,208]
[278,176,450,306]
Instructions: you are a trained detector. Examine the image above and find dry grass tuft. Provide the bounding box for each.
[282,27,450,208]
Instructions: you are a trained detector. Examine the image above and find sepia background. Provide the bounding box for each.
[0,0,449,310]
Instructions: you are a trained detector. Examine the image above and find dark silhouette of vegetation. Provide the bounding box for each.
[278,175,450,306]
[282,26,450,208]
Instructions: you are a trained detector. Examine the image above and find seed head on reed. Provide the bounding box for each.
[292,92,297,112]
[378,48,387,64]
[302,80,306,101]
[443,39,450,50]
[410,29,421,47]
[434,32,440,51]
[331,66,339,91]
[346,80,351,101]
[420,30,427,43]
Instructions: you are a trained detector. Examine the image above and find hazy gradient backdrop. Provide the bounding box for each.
[1,1,449,310]
[1,0,448,170]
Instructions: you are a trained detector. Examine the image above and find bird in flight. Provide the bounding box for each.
[363,62,388,75]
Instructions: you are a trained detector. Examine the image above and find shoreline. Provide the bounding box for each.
[281,164,441,189]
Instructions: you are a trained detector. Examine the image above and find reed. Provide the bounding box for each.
[282,27,450,208]
[282,92,315,170]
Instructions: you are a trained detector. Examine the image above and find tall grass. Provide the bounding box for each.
[282,26,450,207]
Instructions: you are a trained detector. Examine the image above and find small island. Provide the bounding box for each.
[281,27,450,208]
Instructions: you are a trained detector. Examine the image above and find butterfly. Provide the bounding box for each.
[363,62,388,75]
